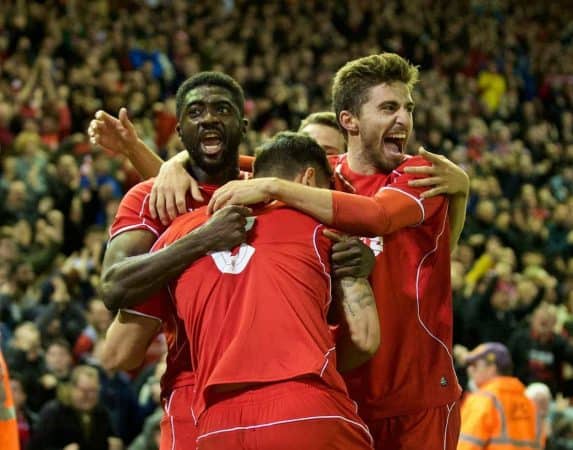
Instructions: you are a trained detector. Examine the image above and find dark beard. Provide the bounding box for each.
[364,142,405,174]
[373,155,405,173]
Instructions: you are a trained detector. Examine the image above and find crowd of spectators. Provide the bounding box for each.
[1,0,573,448]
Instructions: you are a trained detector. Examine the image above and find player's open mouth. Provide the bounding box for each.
[201,132,224,155]
[383,132,407,155]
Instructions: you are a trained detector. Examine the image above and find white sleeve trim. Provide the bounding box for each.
[109,223,161,241]
[379,186,425,225]
[120,308,163,324]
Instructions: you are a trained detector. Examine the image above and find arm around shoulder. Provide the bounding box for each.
[100,205,251,310]
[100,230,158,310]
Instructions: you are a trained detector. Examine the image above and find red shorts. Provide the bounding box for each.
[366,401,461,450]
[197,379,373,449]
[159,385,198,450]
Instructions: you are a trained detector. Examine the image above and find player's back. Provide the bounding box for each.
[163,206,347,420]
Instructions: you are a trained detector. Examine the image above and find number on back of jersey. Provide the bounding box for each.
[210,244,256,274]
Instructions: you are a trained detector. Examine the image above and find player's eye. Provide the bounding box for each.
[188,106,202,118]
[217,104,231,114]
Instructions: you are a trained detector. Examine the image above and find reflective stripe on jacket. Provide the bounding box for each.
[458,376,544,450]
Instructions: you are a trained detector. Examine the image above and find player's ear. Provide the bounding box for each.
[293,171,303,184]
[301,167,316,187]
[176,124,182,138]
[339,111,358,135]
[242,118,249,136]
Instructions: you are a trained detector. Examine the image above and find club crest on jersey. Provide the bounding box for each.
[360,236,383,256]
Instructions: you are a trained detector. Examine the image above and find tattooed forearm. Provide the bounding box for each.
[340,277,375,317]
[332,276,380,372]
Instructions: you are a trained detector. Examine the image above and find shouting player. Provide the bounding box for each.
[147,132,377,449]
[208,53,468,450]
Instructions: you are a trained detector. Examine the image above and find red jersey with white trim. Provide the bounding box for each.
[122,290,192,396]
[331,154,461,419]
[151,205,349,420]
[108,173,250,396]
[109,175,248,240]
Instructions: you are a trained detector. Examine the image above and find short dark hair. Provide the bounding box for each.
[332,53,419,133]
[46,338,72,353]
[175,72,245,119]
[253,132,332,185]
[299,112,341,133]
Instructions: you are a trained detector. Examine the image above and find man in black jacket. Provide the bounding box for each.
[27,365,121,450]
[464,272,545,348]
[509,303,573,395]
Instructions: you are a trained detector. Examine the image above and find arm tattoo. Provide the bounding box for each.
[339,278,375,318]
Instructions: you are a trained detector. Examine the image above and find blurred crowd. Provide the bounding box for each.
[1,0,573,448]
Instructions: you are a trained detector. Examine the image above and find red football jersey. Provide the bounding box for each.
[150,205,349,421]
[109,178,164,239]
[108,177,244,240]
[123,289,194,395]
[108,173,251,395]
[331,154,461,419]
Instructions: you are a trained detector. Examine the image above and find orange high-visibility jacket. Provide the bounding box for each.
[458,376,544,450]
[0,349,20,450]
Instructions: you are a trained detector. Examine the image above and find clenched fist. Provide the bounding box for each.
[201,205,253,252]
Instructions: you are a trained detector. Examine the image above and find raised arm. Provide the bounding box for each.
[88,109,254,224]
[16,58,40,106]
[88,108,164,179]
[100,205,251,310]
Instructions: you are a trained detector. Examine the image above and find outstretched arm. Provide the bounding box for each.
[210,148,468,240]
[209,176,425,237]
[100,205,251,310]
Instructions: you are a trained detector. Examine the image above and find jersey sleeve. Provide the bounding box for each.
[109,179,166,240]
[121,221,180,322]
[121,288,170,323]
[121,210,208,321]
[239,155,254,172]
[331,156,446,237]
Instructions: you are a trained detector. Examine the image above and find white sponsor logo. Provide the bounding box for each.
[360,236,383,256]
